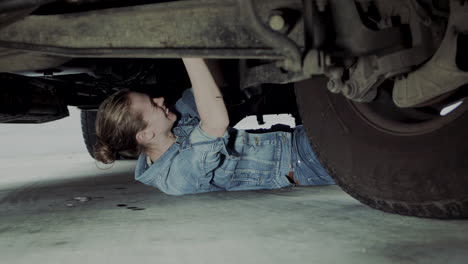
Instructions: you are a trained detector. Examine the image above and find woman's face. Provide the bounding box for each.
[129,92,177,135]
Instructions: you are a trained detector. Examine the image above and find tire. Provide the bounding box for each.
[80,110,138,160]
[80,110,98,159]
[294,77,468,219]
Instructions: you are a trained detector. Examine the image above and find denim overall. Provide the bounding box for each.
[134,89,335,195]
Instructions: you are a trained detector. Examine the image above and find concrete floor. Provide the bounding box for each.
[0,108,467,264]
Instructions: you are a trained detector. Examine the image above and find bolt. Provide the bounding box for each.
[269,14,286,31]
[342,82,358,98]
[327,79,342,93]
[326,66,344,79]
[342,85,351,96]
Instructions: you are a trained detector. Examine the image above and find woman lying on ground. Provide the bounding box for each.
[94,58,335,195]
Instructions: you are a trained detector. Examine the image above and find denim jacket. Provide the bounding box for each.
[134,89,293,195]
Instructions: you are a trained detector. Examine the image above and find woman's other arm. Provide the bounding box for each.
[182,58,229,137]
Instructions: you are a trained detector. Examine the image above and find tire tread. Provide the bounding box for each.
[295,79,468,219]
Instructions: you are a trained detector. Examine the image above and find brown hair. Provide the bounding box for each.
[93,90,147,164]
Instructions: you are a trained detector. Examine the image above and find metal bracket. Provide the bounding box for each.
[241,63,306,89]
[323,0,444,102]
[393,0,468,107]
[341,44,434,102]
[238,0,303,72]
[329,0,404,56]
[240,49,330,89]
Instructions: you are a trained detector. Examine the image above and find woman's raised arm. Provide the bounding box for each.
[182,58,229,137]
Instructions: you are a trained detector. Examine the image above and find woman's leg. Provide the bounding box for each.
[291,125,335,186]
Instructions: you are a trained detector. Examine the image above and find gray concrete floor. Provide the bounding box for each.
[0,108,467,264]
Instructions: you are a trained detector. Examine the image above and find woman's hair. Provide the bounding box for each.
[93,89,148,164]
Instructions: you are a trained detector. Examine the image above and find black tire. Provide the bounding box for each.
[294,77,468,219]
[80,110,98,159]
[81,110,138,160]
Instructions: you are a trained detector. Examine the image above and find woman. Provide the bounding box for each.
[94,58,335,195]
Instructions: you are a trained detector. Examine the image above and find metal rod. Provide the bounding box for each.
[0,41,286,59]
[0,0,57,12]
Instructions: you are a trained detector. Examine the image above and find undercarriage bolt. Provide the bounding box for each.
[342,82,358,98]
[342,85,352,97]
[327,79,343,93]
[269,13,286,31]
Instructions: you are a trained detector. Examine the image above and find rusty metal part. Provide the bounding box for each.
[326,67,344,93]
[0,48,70,72]
[241,63,306,89]
[393,0,468,108]
[373,0,446,48]
[328,36,436,102]
[303,49,330,75]
[0,0,304,61]
[343,43,434,102]
[269,12,286,32]
[241,49,330,89]
[238,0,302,72]
[326,0,445,102]
[328,0,405,56]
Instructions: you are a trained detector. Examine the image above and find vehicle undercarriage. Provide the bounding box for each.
[0,0,467,218]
